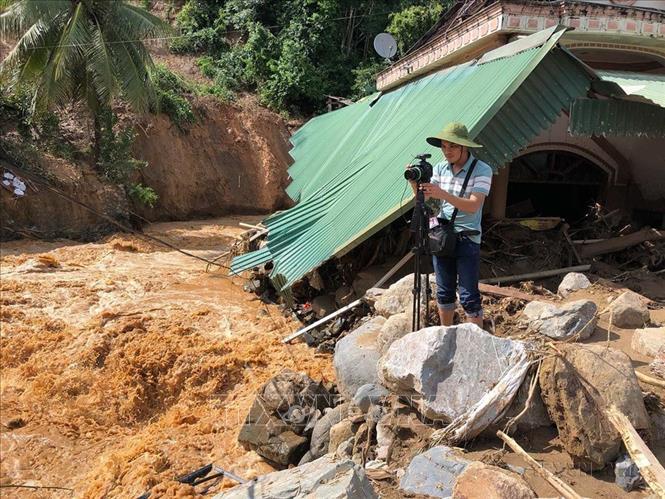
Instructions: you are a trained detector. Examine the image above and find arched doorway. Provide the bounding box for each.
[506,150,609,222]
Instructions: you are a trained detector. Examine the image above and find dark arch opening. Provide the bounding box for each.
[506,150,608,223]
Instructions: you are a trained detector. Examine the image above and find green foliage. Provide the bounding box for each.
[128,183,159,207]
[0,0,170,159]
[387,1,446,56]
[351,61,387,100]
[0,81,76,159]
[97,112,147,183]
[171,0,450,115]
[152,64,195,130]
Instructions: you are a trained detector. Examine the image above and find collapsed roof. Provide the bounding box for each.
[231,26,663,292]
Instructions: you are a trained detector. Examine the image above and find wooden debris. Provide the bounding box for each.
[480,265,591,286]
[605,405,665,498]
[496,430,584,499]
[282,252,413,343]
[478,283,542,302]
[636,371,665,389]
[577,228,664,258]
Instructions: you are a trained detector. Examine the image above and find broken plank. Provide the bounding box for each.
[479,283,540,302]
[496,431,584,499]
[577,228,664,258]
[605,405,665,498]
[480,265,591,285]
[636,371,665,389]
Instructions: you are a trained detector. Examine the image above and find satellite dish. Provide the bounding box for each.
[373,33,397,60]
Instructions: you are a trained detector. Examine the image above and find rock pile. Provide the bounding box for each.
[232,270,661,498]
[237,370,333,465]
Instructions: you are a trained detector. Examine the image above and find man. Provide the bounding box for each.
[409,122,492,328]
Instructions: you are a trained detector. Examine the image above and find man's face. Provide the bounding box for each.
[441,140,465,165]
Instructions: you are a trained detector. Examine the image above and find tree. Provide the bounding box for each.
[0,0,169,163]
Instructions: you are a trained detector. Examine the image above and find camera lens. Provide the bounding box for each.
[404,167,421,181]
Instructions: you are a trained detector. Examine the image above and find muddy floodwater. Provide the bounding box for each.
[0,217,334,498]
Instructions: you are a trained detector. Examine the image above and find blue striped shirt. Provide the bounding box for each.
[431,154,493,244]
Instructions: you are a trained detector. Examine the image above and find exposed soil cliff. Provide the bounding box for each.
[132,96,293,222]
[1,95,293,240]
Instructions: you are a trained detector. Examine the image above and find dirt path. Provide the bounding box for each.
[0,217,333,498]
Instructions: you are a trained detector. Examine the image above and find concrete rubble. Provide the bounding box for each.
[522,299,597,340]
[214,454,378,499]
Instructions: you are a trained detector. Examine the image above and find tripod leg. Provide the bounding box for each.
[424,271,431,327]
[412,251,421,332]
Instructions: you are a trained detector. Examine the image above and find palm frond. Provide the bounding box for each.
[109,38,152,113]
[112,2,171,39]
[51,1,90,81]
[1,0,69,36]
[86,25,117,107]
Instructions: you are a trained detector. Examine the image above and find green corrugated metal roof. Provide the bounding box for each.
[569,98,665,139]
[231,27,593,289]
[598,70,665,108]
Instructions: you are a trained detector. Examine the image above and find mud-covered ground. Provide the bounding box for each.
[2,217,664,499]
[0,217,333,498]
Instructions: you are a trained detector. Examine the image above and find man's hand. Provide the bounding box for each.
[421,183,446,200]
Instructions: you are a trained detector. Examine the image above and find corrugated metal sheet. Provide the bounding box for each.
[569,98,665,138]
[231,27,593,288]
[598,70,665,108]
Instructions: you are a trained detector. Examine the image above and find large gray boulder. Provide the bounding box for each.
[609,290,650,328]
[631,327,665,357]
[377,312,412,355]
[334,316,386,400]
[522,299,597,340]
[558,272,591,297]
[379,324,526,421]
[238,370,332,466]
[539,344,650,467]
[214,454,378,499]
[400,446,470,498]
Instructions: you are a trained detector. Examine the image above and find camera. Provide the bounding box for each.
[404,153,433,183]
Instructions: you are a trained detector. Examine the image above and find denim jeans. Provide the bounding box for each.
[432,237,483,318]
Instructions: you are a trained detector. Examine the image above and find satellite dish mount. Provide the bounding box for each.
[373,33,397,61]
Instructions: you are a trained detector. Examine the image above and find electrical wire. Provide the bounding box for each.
[4,8,403,52]
[0,163,235,270]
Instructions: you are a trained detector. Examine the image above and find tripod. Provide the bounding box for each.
[410,184,432,332]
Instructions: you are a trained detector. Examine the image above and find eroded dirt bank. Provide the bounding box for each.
[132,96,293,222]
[1,95,292,241]
[0,217,333,497]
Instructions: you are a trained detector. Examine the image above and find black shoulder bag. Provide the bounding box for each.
[428,158,478,257]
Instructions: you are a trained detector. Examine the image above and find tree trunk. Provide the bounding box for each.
[93,113,102,167]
